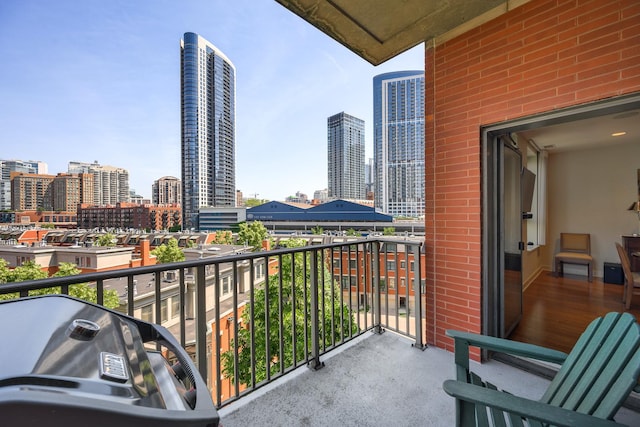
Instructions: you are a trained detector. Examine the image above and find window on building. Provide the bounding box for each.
[388,277,396,289]
[386,261,396,271]
[254,262,265,280]
[161,299,168,323]
[382,243,397,252]
[171,296,180,319]
[74,256,91,267]
[141,304,153,323]
[350,276,357,287]
[222,276,231,296]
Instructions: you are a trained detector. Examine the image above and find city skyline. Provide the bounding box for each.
[0,1,423,201]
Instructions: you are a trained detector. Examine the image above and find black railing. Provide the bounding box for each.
[0,238,426,408]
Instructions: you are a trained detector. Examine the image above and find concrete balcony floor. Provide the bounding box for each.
[219,332,640,426]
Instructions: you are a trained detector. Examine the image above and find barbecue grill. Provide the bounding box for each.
[0,294,219,427]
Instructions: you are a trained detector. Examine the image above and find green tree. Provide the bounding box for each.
[346,228,361,237]
[94,232,117,246]
[4,260,48,282]
[212,230,233,245]
[244,198,265,208]
[151,237,185,263]
[0,261,119,309]
[311,225,324,235]
[383,227,396,236]
[168,224,182,232]
[221,238,358,386]
[237,221,269,251]
[0,259,8,284]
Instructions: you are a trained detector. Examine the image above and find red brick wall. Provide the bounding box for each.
[425,0,640,355]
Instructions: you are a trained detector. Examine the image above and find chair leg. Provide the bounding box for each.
[626,278,633,310]
[555,260,562,277]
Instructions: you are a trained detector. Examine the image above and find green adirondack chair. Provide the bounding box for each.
[443,312,640,427]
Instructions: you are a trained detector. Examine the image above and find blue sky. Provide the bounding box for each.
[0,0,423,200]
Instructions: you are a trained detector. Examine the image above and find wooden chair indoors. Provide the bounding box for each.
[554,233,594,282]
[443,312,640,427]
[615,242,640,310]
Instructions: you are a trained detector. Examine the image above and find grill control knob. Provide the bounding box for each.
[67,318,100,340]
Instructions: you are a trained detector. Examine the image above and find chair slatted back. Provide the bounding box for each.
[541,312,640,419]
[616,242,634,285]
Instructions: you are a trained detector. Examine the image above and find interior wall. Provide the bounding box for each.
[543,140,640,278]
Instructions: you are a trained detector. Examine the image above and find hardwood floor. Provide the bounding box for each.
[509,270,640,354]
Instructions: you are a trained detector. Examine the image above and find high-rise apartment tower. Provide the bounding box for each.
[152,176,182,205]
[181,32,236,230]
[327,112,365,200]
[68,161,129,205]
[0,159,47,210]
[373,71,425,218]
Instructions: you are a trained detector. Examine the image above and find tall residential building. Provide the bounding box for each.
[10,172,55,211]
[10,172,93,213]
[327,112,365,200]
[181,32,236,231]
[373,71,425,218]
[68,161,130,205]
[152,176,182,205]
[0,159,47,210]
[52,173,93,212]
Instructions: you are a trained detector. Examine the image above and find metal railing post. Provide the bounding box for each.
[372,242,383,334]
[309,249,323,370]
[195,263,208,381]
[412,243,426,350]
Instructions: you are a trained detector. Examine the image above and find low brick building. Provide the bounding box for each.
[77,202,182,231]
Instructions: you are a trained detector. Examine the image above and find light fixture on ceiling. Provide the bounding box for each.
[612,131,627,137]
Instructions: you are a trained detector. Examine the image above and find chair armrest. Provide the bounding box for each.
[442,380,624,427]
[446,329,568,364]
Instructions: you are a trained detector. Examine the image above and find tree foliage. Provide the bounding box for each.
[0,260,119,308]
[212,230,233,245]
[221,238,358,386]
[244,198,266,208]
[237,221,269,251]
[383,227,396,236]
[346,228,361,237]
[311,225,324,235]
[151,237,185,263]
[94,232,117,246]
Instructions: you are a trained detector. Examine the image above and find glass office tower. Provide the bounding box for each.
[181,32,236,230]
[373,71,425,218]
[327,112,365,200]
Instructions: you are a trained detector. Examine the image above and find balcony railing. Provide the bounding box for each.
[0,238,425,408]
